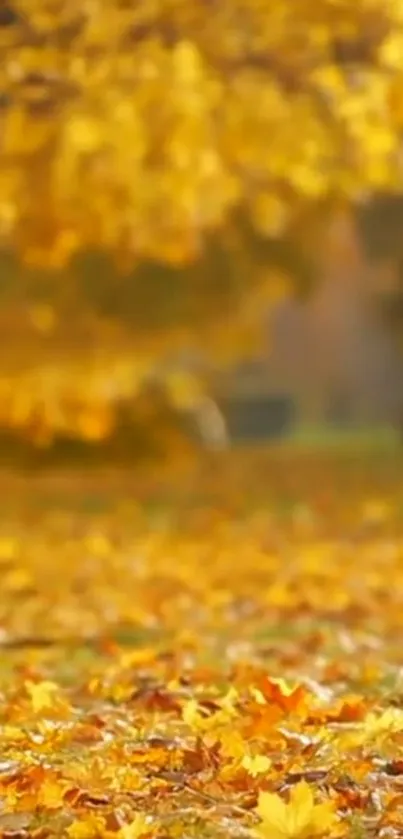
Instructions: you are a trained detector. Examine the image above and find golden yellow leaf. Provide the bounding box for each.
[182,698,233,732]
[255,782,337,839]
[37,777,69,809]
[118,813,150,839]
[340,708,403,750]
[182,699,206,729]
[67,816,106,839]
[242,754,272,777]
[25,680,62,713]
[219,730,247,760]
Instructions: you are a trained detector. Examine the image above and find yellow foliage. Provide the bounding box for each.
[117,815,151,839]
[338,708,403,750]
[67,816,106,839]
[25,679,71,715]
[1,0,403,442]
[241,753,272,776]
[25,680,60,712]
[0,0,402,265]
[182,698,236,732]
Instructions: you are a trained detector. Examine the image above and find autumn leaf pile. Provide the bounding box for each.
[0,450,401,837]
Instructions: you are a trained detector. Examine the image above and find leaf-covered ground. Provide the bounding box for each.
[1,448,403,839]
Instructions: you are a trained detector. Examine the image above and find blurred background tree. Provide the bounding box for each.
[1,0,403,454]
[357,193,403,345]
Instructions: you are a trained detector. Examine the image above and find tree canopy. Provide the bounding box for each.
[2,0,403,263]
[1,0,403,445]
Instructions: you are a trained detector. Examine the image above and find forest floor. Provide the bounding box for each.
[0,445,402,838]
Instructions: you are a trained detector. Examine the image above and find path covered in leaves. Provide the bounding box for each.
[0,450,403,839]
